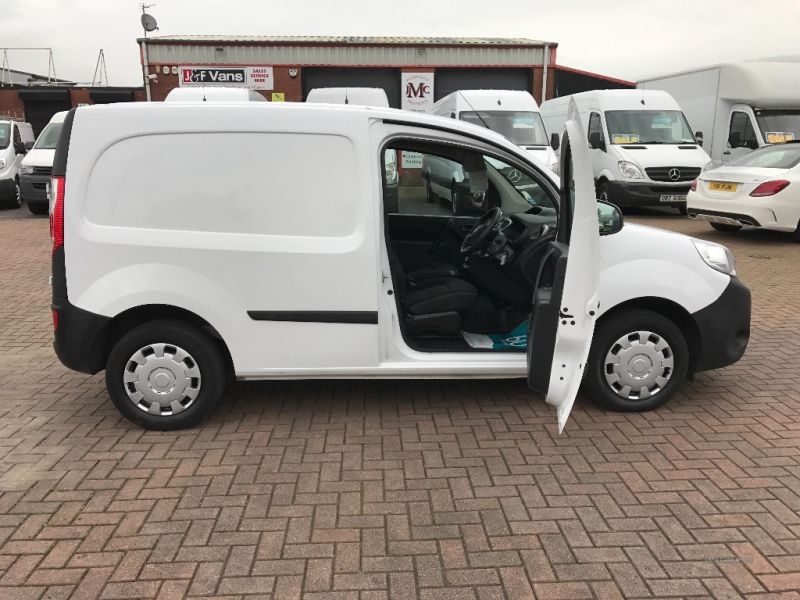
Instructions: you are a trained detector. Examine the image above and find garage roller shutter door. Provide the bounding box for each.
[434,69,532,102]
[302,68,401,108]
[18,90,72,137]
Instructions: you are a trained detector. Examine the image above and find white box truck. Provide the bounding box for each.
[638,61,800,166]
[540,90,710,214]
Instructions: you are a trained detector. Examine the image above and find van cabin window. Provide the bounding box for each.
[0,123,9,149]
[383,144,556,224]
[459,111,549,147]
[729,112,758,149]
[605,110,695,145]
[34,123,64,150]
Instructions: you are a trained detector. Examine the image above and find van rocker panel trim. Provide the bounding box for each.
[248,311,379,324]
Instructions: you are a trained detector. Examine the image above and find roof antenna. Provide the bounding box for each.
[345,88,349,104]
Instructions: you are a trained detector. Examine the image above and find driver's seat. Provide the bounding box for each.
[388,247,478,336]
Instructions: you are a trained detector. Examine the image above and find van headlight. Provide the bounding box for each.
[693,239,736,276]
[701,161,714,172]
[0,158,6,169]
[20,164,34,175]
[550,160,559,175]
[618,161,644,180]
[385,160,398,185]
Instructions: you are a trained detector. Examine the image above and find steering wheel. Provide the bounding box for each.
[460,207,503,254]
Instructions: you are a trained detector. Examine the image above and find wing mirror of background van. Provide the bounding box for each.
[550,132,560,151]
[14,141,27,155]
[728,131,741,148]
[695,131,704,147]
[588,131,606,152]
[597,200,623,236]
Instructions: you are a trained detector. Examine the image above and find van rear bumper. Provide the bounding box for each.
[691,276,751,372]
[607,181,690,208]
[52,247,110,374]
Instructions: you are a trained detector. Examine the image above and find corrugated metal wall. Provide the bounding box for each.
[145,44,545,67]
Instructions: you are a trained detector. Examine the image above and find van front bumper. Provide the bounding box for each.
[607,181,691,208]
[20,174,49,203]
[691,276,751,372]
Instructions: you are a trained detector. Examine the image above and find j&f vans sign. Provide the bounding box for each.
[179,66,274,90]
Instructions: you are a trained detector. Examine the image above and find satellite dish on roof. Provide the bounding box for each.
[141,13,158,32]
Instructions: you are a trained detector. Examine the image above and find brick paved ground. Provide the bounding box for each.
[0,212,798,600]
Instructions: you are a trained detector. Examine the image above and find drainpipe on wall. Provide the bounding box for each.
[141,40,152,102]
[541,44,550,103]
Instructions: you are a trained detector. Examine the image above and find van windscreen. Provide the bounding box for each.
[0,123,10,149]
[34,122,64,150]
[605,110,695,145]
[460,111,549,146]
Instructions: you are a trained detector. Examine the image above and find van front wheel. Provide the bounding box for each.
[584,309,688,412]
[105,320,227,430]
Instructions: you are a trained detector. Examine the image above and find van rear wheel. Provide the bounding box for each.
[105,320,227,430]
[584,309,688,412]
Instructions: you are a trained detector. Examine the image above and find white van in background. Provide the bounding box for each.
[0,118,35,209]
[541,90,710,214]
[19,111,68,215]
[165,87,267,102]
[638,60,800,167]
[434,90,559,174]
[306,87,390,108]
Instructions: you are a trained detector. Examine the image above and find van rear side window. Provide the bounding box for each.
[85,132,358,237]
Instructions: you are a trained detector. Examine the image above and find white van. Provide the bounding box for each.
[541,90,711,214]
[638,61,800,167]
[165,87,267,102]
[50,102,750,431]
[0,118,35,208]
[434,90,559,174]
[19,111,68,215]
[306,87,390,107]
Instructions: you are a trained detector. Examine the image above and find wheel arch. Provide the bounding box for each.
[596,296,701,374]
[106,304,235,376]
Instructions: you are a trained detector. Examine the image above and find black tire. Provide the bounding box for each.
[105,319,228,430]
[1,179,22,209]
[710,222,742,232]
[678,205,688,216]
[793,222,800,243]
[596,181,611,204]
[584,309,689,412]
[27,202,48,215]
[425,176,436,203]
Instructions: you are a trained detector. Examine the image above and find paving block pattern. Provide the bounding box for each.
[0,214,798,599]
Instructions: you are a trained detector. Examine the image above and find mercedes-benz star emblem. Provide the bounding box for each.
[668,168,681,181]
[507,169,522,183]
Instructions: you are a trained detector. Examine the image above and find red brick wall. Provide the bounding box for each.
[0,90,26,119]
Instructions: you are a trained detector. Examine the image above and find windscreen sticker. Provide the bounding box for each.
[512,115,536,129]
[766,132,795,144]
[612,134,640,144]
[652,114,674,128]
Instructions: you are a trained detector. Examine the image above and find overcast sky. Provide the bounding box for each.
[2,0,798,86]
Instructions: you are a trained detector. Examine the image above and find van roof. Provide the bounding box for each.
[73,100,522,157]
[543,89,680,112]
[165,87,266,102]
[436,89,540,112]
[306,87,390,108]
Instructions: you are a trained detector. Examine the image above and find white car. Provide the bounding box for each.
[50,101,750,431]
[688,143,800,241]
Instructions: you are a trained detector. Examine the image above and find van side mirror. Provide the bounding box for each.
[597,200,623,236]
[550,132,560,151]
[728,131,741,148]
[588,131,605,151]
[14,141,27,155]
[695,131,704,147]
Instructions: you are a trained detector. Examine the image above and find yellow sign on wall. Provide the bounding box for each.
[271,92,285,102]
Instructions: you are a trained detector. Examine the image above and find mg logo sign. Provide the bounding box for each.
[401,73,434,114]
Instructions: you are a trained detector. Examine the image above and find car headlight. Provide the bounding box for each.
[20,164,34,175]
[693,239,736,276]
[618,161,644,180]
[0,158,6,169]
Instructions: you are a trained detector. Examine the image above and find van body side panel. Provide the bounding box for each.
[65,105,380,374]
